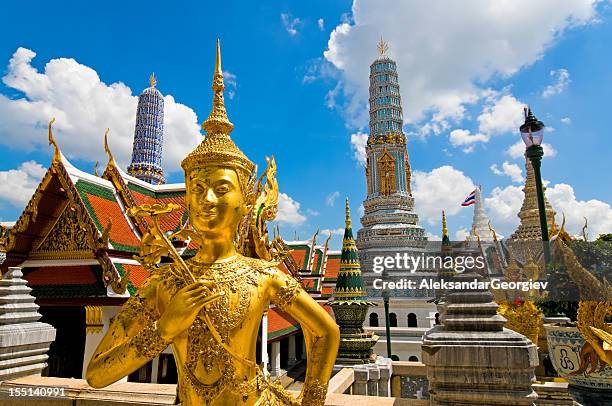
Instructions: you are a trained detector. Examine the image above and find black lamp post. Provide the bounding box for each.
[382,270,392,358]
[520,107,551,264]
[382,290,392,358]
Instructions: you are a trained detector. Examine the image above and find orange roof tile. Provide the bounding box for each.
[86,194,141,249]
[121,264,150,288]
[325,257,341,279]
[268,308,300,340]
[289,248,307,270]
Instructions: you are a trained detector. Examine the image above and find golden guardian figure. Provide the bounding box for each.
[86,40,340,406]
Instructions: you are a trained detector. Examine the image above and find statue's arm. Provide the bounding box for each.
[86,276,170,388]
[270,270,340,406]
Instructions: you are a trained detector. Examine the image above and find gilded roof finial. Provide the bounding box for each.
[377,36,389,56]
[345,197,352,229]
[104,128,115,164]
[48,118,61,162]
[558,212,572,241]
[149,72,157,88]
[442,210,448,238]
[488,220,499,242]
[202,39,234,134]
[94,161,100,176]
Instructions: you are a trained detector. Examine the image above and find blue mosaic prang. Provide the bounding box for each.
[127,76,165,185]
[369,58,403,139]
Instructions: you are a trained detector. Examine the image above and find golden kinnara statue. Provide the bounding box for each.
[86,40,340,405]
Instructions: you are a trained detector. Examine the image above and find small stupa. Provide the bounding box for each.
[327,198,378,364]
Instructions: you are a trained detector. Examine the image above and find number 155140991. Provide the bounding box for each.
[8,386,66,397]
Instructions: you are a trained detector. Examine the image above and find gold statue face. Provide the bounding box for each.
[187,166,247,237]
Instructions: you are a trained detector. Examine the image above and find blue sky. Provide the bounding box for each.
[1,0,611,249]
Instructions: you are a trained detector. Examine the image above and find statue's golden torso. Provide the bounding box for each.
[139,255,298,405]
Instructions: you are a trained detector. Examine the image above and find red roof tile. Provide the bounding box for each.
[24,265,98,285]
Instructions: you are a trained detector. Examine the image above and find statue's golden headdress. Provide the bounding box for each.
[181,39,255,193]
[179,40,286,262]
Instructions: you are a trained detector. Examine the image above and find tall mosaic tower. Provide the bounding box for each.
[356,39,426,277]
[127,74,165,184]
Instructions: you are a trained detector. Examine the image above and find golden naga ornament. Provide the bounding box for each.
[86,40,340,406]
[553,240,612,372]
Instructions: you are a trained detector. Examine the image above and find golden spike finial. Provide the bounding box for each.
[202,39,233,134]
[488,220,499,242]
[215,38,222,75]
[103,128,115,164]
[48,118,61,162]
[149,72,157,88]
[442,210,449,238]
[377,36,389,56]
[345,197,352,229]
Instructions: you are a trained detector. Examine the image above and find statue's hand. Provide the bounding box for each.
[157,281,221,341]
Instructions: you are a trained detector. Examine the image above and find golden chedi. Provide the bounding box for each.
[86,40,340,405]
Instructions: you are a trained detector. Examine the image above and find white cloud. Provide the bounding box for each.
[490,161,524,183]
[485,181,612,238]
[276,192,307,225]
[455,228,470,241]
[0,161,46,208]
[426,231,442,241]
[325,191,340,207]
[281,13,301,36]
[546,183,612,239]
[222,70,237,100]
[321,227,344,237]
[306,208,320,216]
[449,129,489,152]
[358,204,365,217]
[0,48,201,172]
[561,117,572,125]
[350,132,368,165]
[318,18,325,31]
[477,94,525,136]
[506,140,557,159]
[323,0,600,129]
[484,184,524,233]
[542,68,571,98]
[413,165,475,225]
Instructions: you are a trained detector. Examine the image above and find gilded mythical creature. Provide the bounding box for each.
[86,40,339,405]
[553,240,612,373]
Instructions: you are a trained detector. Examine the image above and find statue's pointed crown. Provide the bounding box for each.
[181,40,255,178]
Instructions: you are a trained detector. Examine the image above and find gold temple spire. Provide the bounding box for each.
[377,37,389,56]
[48,118,61,162]
[149,72,157,88]
[442,210,448,238]
[202,38,234,134]
[345,197,352,228]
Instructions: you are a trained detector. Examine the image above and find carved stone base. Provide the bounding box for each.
[423,327,539,405]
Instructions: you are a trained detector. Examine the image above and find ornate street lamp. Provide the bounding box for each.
[520,107,551,264]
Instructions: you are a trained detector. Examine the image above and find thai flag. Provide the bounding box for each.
[461,190,476,206]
